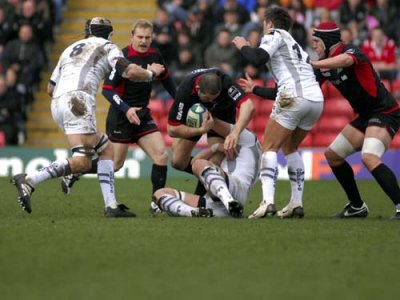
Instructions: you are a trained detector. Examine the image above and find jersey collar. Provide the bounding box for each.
[127,44,152,57]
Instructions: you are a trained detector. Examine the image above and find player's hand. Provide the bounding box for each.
[238,72,255,93]
[222,146,238,160]
[147,63,165,77]
[224,130,239,152]
[310,60,327,71]
[126,107,141,125]
[200,111,214,133]
[232,36,249,50]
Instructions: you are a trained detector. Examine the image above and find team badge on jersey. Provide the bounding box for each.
[228,86,242,101]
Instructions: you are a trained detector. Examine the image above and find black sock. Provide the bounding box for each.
[151,164,167,193]
[182,156,194,175]
[194,180,207,196]
[371,163,400,206]
[331,161,364,207]
[88,157,99,174]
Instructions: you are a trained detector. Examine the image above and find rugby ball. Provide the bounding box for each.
[186,103,207,128]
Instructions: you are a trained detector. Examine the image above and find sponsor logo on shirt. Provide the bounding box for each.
[177,102,184,120]
[228,86,242,101]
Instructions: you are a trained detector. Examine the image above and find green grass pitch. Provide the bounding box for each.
[1,177,399,300]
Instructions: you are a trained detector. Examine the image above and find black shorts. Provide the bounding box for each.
[106,107,159,144]
[350,110,400,138]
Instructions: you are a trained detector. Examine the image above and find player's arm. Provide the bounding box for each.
[47,59,61,97]
[238,73,277,100]
[167,110,214,139]
[102,88,141,125]
[311,53,354,69]
[47,81,55,97]
[114,57,165,81]
[193,118,238,162]
[233,36,270,66]
[224,98,254,150]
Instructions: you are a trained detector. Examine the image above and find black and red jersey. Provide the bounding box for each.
[102,45,169,107]
[315,44,399,116]
[168,68,250,126]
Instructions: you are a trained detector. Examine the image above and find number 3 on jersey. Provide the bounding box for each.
[292,43,310,64]
[70,43,86,57]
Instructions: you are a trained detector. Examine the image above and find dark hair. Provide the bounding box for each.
[199,73,222,95]
[264,6,292,31]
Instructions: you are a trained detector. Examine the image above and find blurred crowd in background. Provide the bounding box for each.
[152,0,400,99]
[0,0,66,145]
[1,0,400,145]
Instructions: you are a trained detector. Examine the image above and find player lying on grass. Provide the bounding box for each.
[152,118,262,218]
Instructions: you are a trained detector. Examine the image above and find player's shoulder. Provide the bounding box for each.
[342,44,361,54]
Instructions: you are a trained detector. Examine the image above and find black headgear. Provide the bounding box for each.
[85,17,113,40]
[313,21,341,57]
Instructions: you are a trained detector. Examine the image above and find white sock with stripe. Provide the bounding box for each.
[260,151,278,205]
[98,159,117,208]
[286,151,305,207]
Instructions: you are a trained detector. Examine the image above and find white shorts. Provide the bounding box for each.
[270,97,323,131]
[204,174,251,218]
[51,91,97,135]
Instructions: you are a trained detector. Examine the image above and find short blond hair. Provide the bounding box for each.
[131,19,153,35]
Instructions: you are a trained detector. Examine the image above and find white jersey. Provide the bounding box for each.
[220,128,261,197]
[260,29,323,102]
[205,128,261,217]
[50,36,124,98]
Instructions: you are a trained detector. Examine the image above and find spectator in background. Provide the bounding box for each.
[369,0,400,46]
[163,0,188,23]
[196,0,215,26]
[1,23,44,103]
[4,67,26,143]
[287,0,313,29]
[340,26,354,45]
[288,5,307,48]
[0,75,24,144]
[215,8,242,37]
[0,6,16,59]
[182,6,213,66]
[240,5,266,37]
[169,46,200,85]
[214,0,250,25]
[152,7,177,65]
[361,26,397,81]
[15,0,49,52]
[368,0,398,35]
[204,28,242,77]
[339,0,368,46]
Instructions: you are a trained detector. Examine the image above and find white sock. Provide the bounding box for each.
[200,167,234,211]
[27,159,70,186]
[158,194,194,217]
[97,159,117,208]
[260,151,278,205]
[286,152,304,207]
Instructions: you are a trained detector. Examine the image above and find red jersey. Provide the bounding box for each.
[361,38,396,65]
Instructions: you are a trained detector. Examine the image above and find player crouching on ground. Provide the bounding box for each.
[152,119,261,218]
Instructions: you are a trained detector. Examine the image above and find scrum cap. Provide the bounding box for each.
[85,17,113,40]
[313,21,341,57]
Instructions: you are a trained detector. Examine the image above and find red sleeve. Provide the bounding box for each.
[235,94,251,108]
